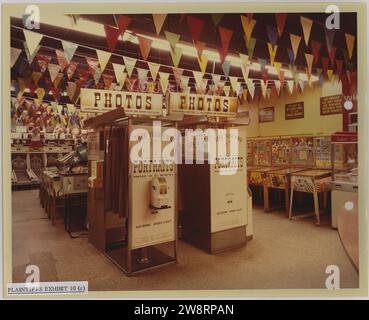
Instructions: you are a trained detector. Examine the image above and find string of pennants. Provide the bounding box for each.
[11,13,357,106]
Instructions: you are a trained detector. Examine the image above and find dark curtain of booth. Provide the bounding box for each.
[104,126,129,217]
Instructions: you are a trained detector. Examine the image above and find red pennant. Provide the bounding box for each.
[118,15,133,34]
[217,47,227,65]
[329,46,337,65]
[195,41,206,58]
[275,13,287,36]
[311,40,321,65]
[104,25,120,52]
[137,35,152,61]
[186,16,205,43]
[321,57,329,75]
[335,59,343,77]
[218,26,233,54]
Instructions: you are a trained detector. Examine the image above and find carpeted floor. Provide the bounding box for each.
[11,189,358,291]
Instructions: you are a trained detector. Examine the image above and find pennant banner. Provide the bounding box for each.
[267,43,278,66]
[195,41,206,58]
[266,25,278,47]
[304,53,313,78]
[196,78,208,95]
[165,31,181,52]
[325,28,335,53]
[345,33,355,60]
[66,62,77,80]
[218,26,233,54]
[11,48,22,67]
[104,25,120,52]
[229,76,241,96]
[274,80,281,96]
[152,14,167,35]
[222,60,231,79]
[117,15,133,35]
[246,79,255,99]
[62,41,78,63]
[286,80,294,94]
[275,13,287,36]
[158,72,170,94]
[300,16,313,46]
[172,67,184,87]
[212,74,221,87]
[48,63,60,83]
[290,34,302,62]
[181,75,190,89]
[197,54,208,74]
[112,63,126,85]
[192,70,203,89]
[223,85,231,97]
[170,47,183,67]
[96,49,111,72]
[23,30,43,61]
[245,37,256,59]
[137,35,152,61]
[241,65,250,81]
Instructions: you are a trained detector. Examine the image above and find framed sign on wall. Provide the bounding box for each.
[285,102,304,120]
[320,95,343,116]
[259,106,275,123]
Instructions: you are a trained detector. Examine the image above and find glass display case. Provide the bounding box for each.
[331,132,358,187]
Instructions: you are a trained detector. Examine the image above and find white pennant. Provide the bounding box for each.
[193,70,204,89]
[260,80,267,99]
[123,56,137,77]
[48,63,61,83]
[299,80,305,92]
[212,74,221,87]
[239,53,249,69]
[241,66,250,81]
[112,63,126,85]
[23,30,43,61]
[229,76,241,96]
[158,72,170,94]
[181,75,190,88]
[274,80,281,96]
[11,48,22,67]
[246,79,255,99]
[148,62,160,80]
[286,80,294,94]
[96,50,111,72]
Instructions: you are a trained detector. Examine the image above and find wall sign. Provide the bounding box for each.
[259,106,275,123]
[320,94,343,116]
[80,88,163,116]
[285,102,304,120]
[168,92,238,117]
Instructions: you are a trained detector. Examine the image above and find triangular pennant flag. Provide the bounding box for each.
[112,63,126,84]
[223,85,231,97]
[152,14,167,35]
[62,41,78,63]
[229,76,241,96]
[290,34,301,62]
[96,49,111,72]
[266,25,278,47]
[298,80,305,93]
[246,79,255,99]
[55,49,68,72]
[104,25,120,52]
[123,56,137,77]
[245,37,256,59]
[137,68,149,82]
[241,16,256,42]
[187,16,205,43]
[165,31,180,52]
[11,48,22,67]
[158,72,170,94]
[23,30,43,61]
[311,40,321,65]
[222,60,231,79]
[267,43,278,66]
[137,35,152,61]
[286,80,294,94]
[217,47,227,65]
[170,47,183,67]
[66,62,77,80]
[126,77,137,92]
[239,53,249,69]
[327,69,334,82]
[53,73,64,88]
[196,78,208,95]
[329,46,337,65]
[241,66,250,81]
[67,81,77,101]
[274,61,282,74]
[148,62,160,80]
[172,67,184,87]
[193,70,204,89]
[300,16,313,46]
[102,74,115,89]
[258,58,267,70]
[195,41,206,58]
[274,80,281,96]
[24,41,40,64]
[48,63,60,83]
[286,48,294,65]
[31,71,42,85]
[278,70,285,88]
[321,57,329,75]
[117,15,133,34]
[325,28,335,53]
[116,72,127,90]
[275,13,287,36]
[211,14,224,26]
[259,80,267,99]
[181,75,190,89]
[291,66,299,85]
[212,74,221,87]
[345,33,355,60]
[36,87,45,101]
[304,53,313,77]
[218,26,233,54]
[197,54,208,74]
